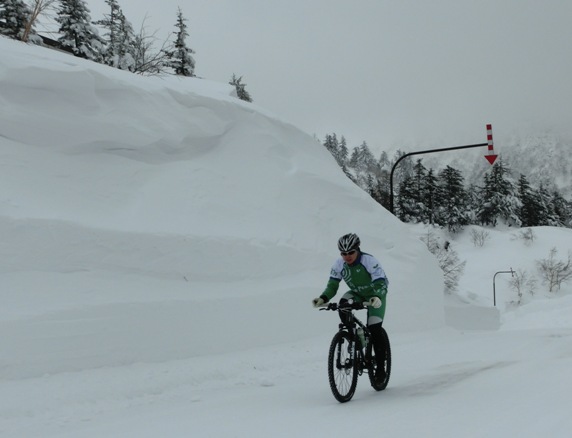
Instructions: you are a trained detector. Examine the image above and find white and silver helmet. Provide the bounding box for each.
[337,233,360,252]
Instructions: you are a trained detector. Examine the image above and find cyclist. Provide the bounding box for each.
[312,233,389,383]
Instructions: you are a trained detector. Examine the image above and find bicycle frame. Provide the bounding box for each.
[321,301,372,373]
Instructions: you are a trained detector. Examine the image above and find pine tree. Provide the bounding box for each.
[552,190,572,227]
[378,151,390,170]
[0,0,31,40]
[348,147,359,171]
[396,174,417,222]
[424,168,438,225]
[366,174,376,199]
[536,183,560,226]
[56,0,104,61]
[465,183,481,224]
[229,74,252,102]
[391,150,413,186]
[516,174,541,226]
[476,158,521,227]
[337,136,349,167]
[323,133,339,158]
[411,159,428,222]
[374,172,391,211]
[95,0,136,70]
[348,141,377,174]
[114,8,135,70]
[165,7,195,77]
[436,165,469,232]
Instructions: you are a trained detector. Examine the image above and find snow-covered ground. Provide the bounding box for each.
[1,37,571,437]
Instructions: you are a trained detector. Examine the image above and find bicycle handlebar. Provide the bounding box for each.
[318,300,369,311]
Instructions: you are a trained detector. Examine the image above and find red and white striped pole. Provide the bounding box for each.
[485,124,498,165]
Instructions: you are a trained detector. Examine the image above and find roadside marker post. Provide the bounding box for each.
[485,124,498,165]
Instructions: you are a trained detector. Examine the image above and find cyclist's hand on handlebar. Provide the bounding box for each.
[369,296,382,308]
[312,297,325,308]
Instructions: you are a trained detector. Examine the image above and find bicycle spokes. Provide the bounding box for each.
[328,331,358,402]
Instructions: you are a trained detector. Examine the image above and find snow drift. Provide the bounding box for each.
[0,36,443,380]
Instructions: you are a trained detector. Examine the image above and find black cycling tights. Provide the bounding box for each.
[338,297,385,363]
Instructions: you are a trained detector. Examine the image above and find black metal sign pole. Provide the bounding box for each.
[389,142,488,214]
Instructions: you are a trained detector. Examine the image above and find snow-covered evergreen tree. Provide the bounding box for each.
[348,141,377,174]
[424,168,438,225]
[337,136,349,167]
[366,174,376,198]
[373,173,391,210]
[229,74,252,102]
[391,150,414,188]
[56,0,104,61]
[322,134,374,198]
[323,133,339,163]
[517,174,542,227]
[0,0,31,40]
[165,7,195,77]
[411,159,429,221]
[95,0,136,70]
[465,183,480,224]
[396,174,417,222]
[552,190,572,227]
[378,150,390,170]
[436,165,469,232]
[113,7,136,70]
[476,158,521,227]
[347,144,360,171]
[94,0,121,61]
[394,159,440,224]
[536,183,560,226]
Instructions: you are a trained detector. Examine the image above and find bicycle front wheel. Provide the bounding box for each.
[327,330,358,403]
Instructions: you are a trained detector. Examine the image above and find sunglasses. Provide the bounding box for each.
[340,250,357,256]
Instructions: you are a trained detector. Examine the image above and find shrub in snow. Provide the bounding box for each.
[470,228,490,247]
[420,229,465,294]
[536,248,572,293]
[511,227,536,246]
[509,269,537,305]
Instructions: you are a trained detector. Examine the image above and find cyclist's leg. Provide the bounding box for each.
[366,294,387,327]
[338,290,358,327]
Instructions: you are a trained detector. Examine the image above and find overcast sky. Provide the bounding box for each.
[72,0,572,154]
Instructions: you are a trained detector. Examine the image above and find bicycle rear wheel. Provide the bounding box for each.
[328,330,358,403]
[367,327,391,391]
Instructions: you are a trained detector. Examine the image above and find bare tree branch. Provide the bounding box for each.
[22,0,57,42]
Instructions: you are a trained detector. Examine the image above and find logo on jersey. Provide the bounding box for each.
[341,266,356,289]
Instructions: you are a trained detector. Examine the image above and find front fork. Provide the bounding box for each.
[338,325,365,375]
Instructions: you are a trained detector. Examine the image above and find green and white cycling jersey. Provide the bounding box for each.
[321,252,388,302]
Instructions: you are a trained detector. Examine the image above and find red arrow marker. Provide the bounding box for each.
[485,124,498,165]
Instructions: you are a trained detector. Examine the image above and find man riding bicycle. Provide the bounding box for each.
[312,233,389,384]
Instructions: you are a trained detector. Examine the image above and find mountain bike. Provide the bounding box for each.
[319,300,391,402]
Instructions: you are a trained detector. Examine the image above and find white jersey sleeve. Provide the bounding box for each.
[360,253,389,285]
[329,258,345,280]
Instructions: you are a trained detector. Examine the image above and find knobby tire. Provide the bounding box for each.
[328,330,358,403]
